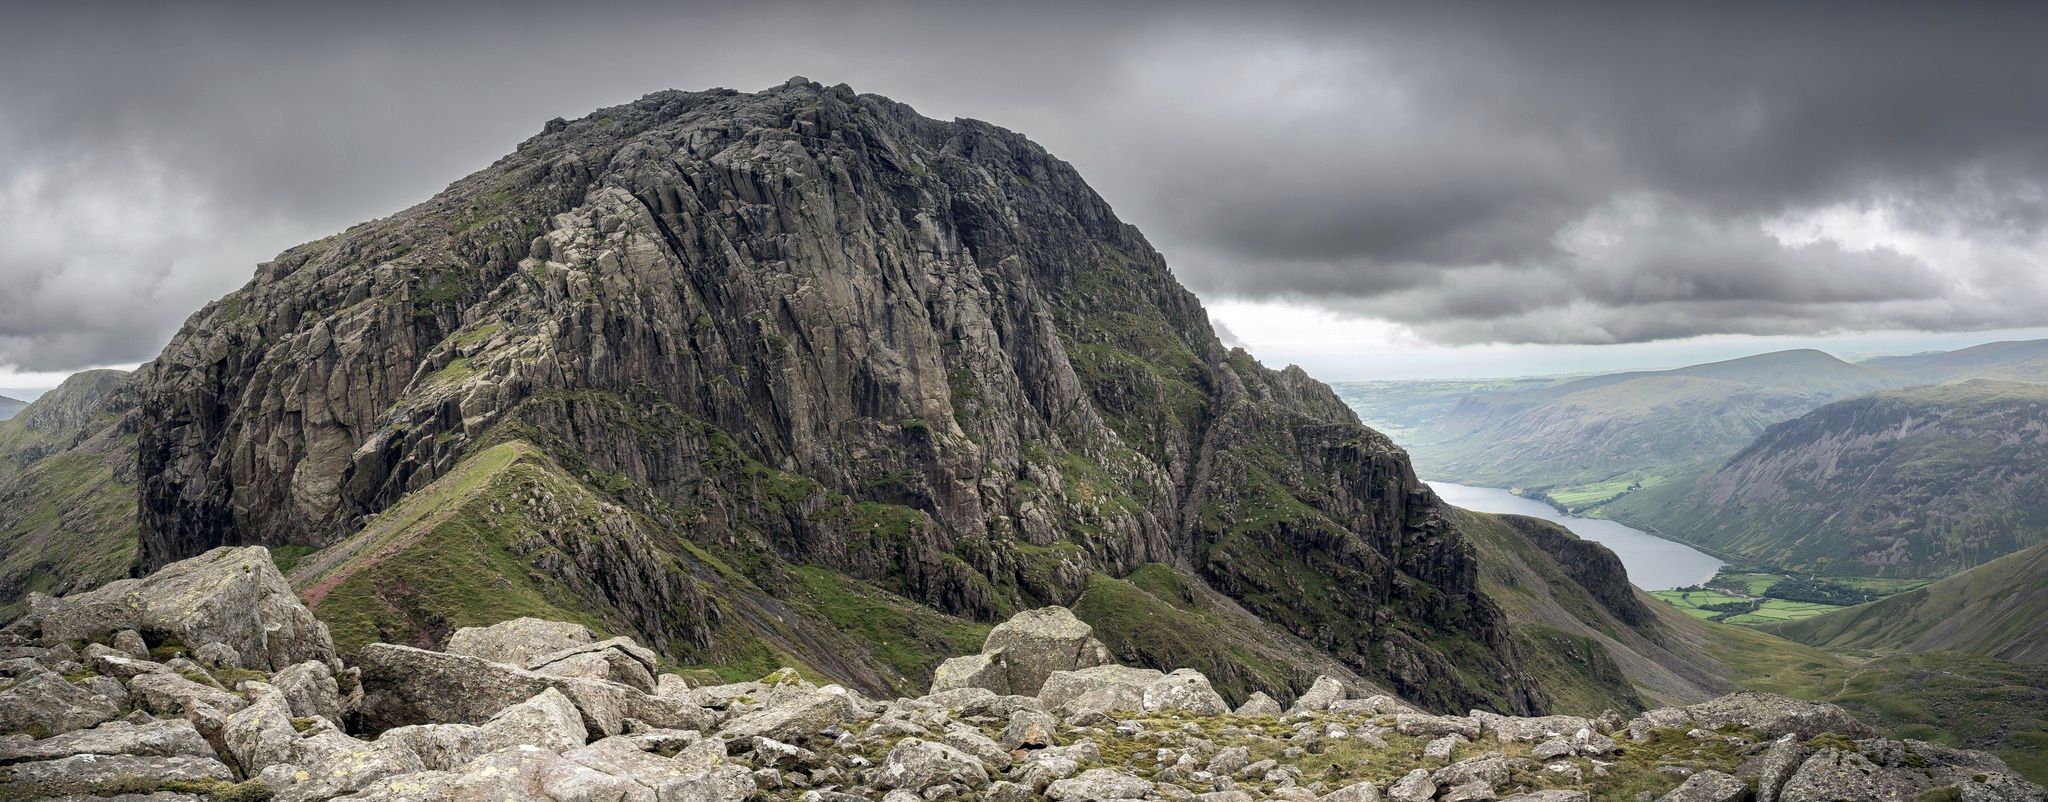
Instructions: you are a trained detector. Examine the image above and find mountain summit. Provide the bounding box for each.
[134,79,1640,711]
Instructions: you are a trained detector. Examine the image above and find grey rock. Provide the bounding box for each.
[0,662,122,736]
[192,641,240,668]
[1656,769,1746,802]
[1682,692,1872,740]
[717,684,859,744]
[1423,733,1465,761]
[0,718,212,762]
[1443,779,1497,802]
[1778,747,1887,802]
[1387,768,1436,802]
[1039,665,1164,716]
[1235,691,1282,717]
[1742,733,1804,802]
[0,753,232,797]
[355,642,709,736]
[1001,709,1059,751]
[130,670,248,717]
[6,546,333,671]
[444,617,598,666]
[879,737,990,791]
[1142,668,1230,716]
[1320,780,1382,802]
[1500,793,1588,802]
[111,630,150,660]
[1289,676,1348,714]
[1395,713,1481,739]
[526,636,660,693]
[1471,711,1594,744]
[1047,768,1154,801]
[272,659,343,722]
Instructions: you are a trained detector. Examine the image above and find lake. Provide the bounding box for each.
[1425,480,1725,590]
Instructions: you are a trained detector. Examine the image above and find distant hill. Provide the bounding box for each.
[0,369,140,617]
[0,395,24,421]
[1768,540,2048,662]
[1606,380,2048,578]
[1863,338,2048,383]
[1408,349,1904,494]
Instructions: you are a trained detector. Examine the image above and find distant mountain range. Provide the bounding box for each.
[1605,380,2048,578]
[0,394,26,421]
[1395,349,1903,493]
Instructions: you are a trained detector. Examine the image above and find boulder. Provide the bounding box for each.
[1388,768,1437,802]
[1001,709,1059,751]
[1395,713,1481,739]
[976,607,1113,694]
[1289,675,1348,714]
[1777,747,1886,802]
[271,659,344,722]
[0,718,212,762]
[1047,768,1154,801]
[111,629,150,660]
[1501,793,1588,802]
[1656,769,1747,802]
[717,684,859,744]
[3,546,333,671]
[1741,734,1804,802]
[930,652,1006,695]
[1681,692,1872,740]
[1235,691,1283,717]
[1039,665,1164,716]
[343,744,656,802]
[880,737,991,791]
[525,637,659,692]
[1321,780,1383,802]
[1423,733,1465,761]
[1471,711,1595,744]
[354,642,708,736]
[1142,668,1230,715]
[0,753,232,797]
[444,617,598,666]
[0,661,123,736]
[130,671,249,718]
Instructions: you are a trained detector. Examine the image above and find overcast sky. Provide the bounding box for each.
[3,1,2047,389]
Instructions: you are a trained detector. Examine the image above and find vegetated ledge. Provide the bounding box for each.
[1,545,2040,802]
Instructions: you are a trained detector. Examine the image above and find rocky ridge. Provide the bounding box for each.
[132,78,1543,711]
[2,547,2038,802]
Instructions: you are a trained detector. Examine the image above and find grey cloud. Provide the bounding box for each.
[2,1,2046,371]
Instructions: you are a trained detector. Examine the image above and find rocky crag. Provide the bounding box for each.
[6,548,2038,802]
[130,78,1606,712]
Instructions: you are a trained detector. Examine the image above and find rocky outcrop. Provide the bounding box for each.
[931,605,1111,696]
[132,77,1535,712]
[3,556,2034,802]
[1,545,334,672]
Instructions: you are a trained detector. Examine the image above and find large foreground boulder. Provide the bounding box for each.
[445,618,597,665]
[1,546,334,671]
[355,643,709,736]
[929,607,1111,696]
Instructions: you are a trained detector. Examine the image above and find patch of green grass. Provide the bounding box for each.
[268,545,318,575]
[789,565,989,694]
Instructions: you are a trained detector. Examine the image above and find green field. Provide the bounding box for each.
[1720,599,1844,624]
[1537,472,1674,512]
[1648,588,1751,620]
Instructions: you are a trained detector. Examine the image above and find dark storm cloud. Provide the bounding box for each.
[2,1,2045,372]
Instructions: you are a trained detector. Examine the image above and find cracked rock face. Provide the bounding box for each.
[130,77,1533,712]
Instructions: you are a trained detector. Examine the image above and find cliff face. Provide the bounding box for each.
[1608,379,2048,577]
[137,78,1535,711]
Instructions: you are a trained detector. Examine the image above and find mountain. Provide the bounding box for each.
[1408,349,1903,497]
[0,369,140,617]
[129,78,1640,714]
[0,394,25,420]
[1768,539,2048,662]
[1606,380,2048,577]
[1864,338,2048,383]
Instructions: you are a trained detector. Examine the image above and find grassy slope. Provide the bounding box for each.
[1451,509,1732,711]
[1605,380,2048,578]
[1767,540,2048,663]
[0,372,138,619]
[1700,622,2048,783]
